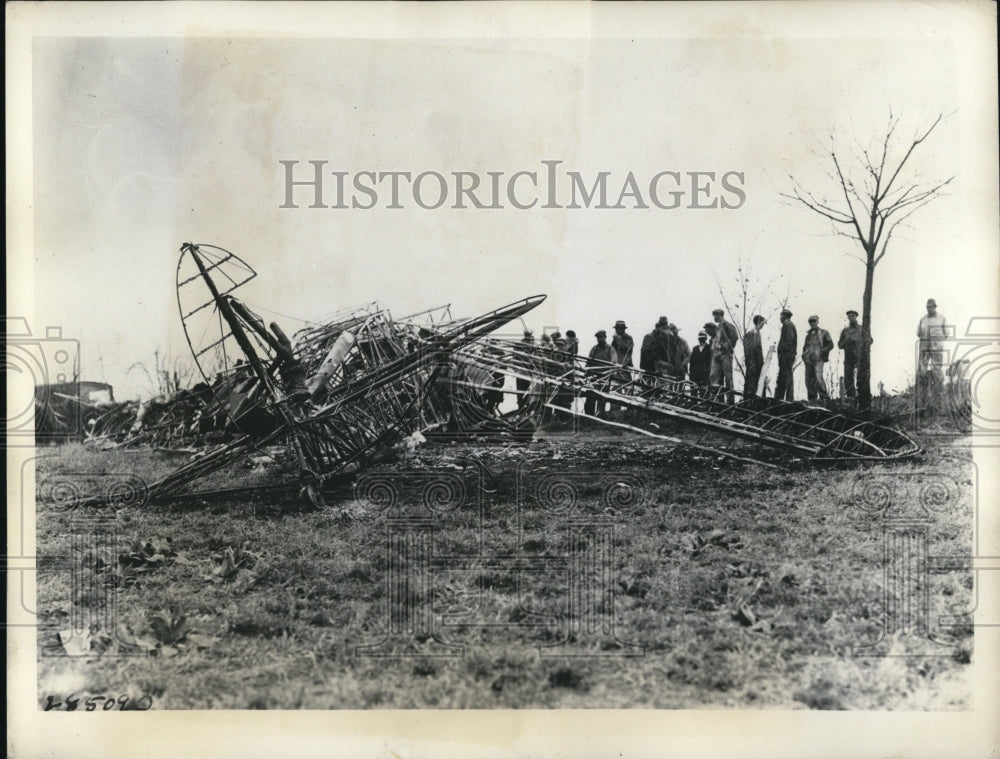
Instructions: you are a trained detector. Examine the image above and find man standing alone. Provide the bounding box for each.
[838,310,871,400]
[917,298,950,411]
[802,315,835,402]
[917,298,949,376]
[776,308,797,401]
[742,315,766,397]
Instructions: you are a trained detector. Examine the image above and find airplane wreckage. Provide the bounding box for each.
[42,243,921,508]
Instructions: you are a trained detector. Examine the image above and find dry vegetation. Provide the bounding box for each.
[35,429,974,709]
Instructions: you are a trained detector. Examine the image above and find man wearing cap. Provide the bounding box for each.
[640,316,675,382]
[611,320,634,382]
[709,308,739,401]
[668,323,690,381]
[690,330,713,389]
[776,308,797,401]
[742,315,766,398]
[584,330,618,416]
[838,310,872,400]
[802,315,835,402]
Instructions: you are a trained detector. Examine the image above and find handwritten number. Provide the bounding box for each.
[42,693,151,711]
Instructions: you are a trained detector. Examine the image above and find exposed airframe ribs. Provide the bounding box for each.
[93,241,919,507]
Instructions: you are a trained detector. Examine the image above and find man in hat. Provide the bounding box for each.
[668,323,690,380]
[640,316,675,382]
[611,319,634,383]
[838,310,872,400]
[742,315,767,398]
[584,330,618,416]
[689,329,713,389]
[802,315,835,402]
[776,308,797,401]
[709,308,739,401]
[917,298,950,374]
[917,298,950,410]
[564,330,579,357]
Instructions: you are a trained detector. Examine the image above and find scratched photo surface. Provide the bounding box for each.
[7,2,999,755]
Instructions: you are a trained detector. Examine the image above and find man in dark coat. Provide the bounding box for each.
[775,308,797,401]
[564,330,579,356]
[689,330,713,388]
[669,323,690,380]
[742,315,766,397]
[640,316,674,381]
[838,309,871,400]
[611,319,634,382]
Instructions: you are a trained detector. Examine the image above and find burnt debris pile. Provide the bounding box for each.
[36,243,919,507]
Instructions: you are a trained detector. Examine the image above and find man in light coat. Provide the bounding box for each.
[802,315,835,402]
[585,330,618,416]
[709,308,739,401]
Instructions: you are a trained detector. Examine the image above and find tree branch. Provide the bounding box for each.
[830,151,869,246]
[876,112,944,205]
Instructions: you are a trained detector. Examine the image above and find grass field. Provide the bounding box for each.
[35,428,975,710]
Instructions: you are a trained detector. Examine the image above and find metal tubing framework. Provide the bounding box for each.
[446,337,921,463]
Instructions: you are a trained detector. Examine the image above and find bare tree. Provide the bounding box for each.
[782,112,953,410]
[713,253,783,386]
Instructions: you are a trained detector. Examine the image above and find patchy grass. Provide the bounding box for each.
[35,432,974,709]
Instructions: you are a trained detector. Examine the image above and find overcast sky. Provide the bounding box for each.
[19,3,999,399]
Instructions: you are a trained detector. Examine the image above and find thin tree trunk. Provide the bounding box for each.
[858,258,875,411]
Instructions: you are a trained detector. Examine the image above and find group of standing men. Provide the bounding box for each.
[632,310,746,401]
[527,307,879,407]
[521,296,955,409]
